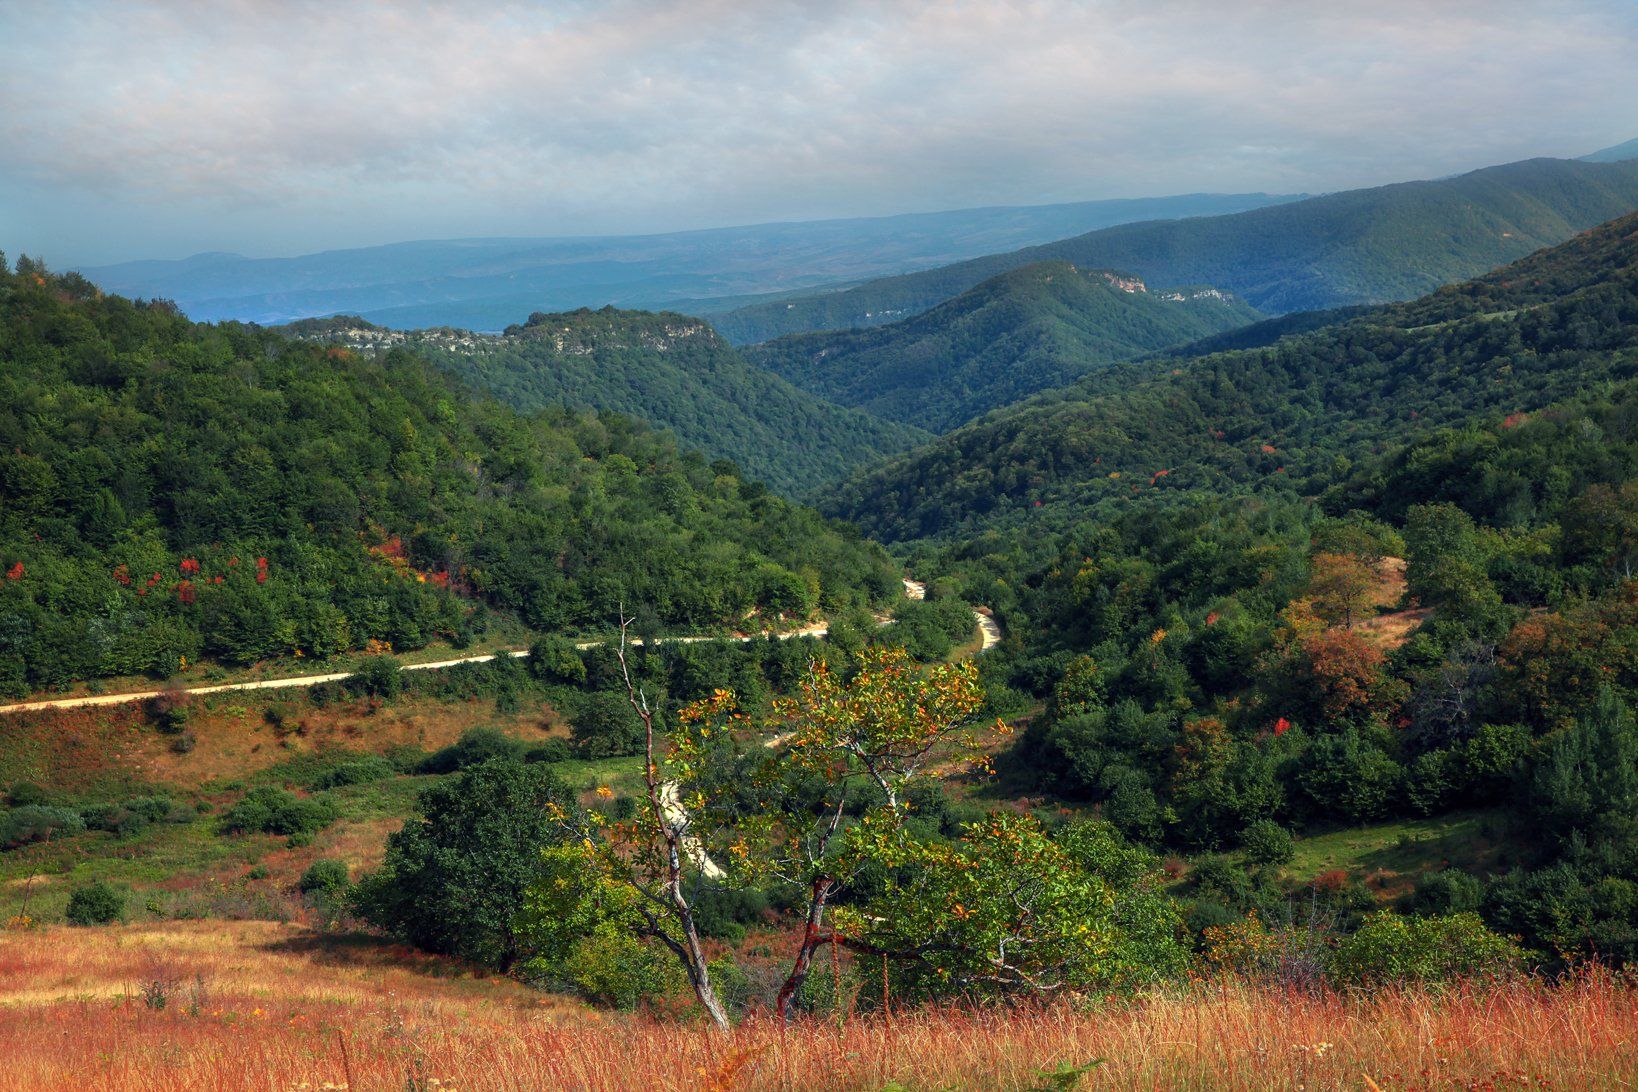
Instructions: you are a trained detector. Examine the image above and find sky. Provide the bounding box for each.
[3,0,1637,267]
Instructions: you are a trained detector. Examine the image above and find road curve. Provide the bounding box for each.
[0,581,994,718]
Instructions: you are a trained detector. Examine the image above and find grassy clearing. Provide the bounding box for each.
[0,920,1631,1090]
[1252,810,1517,901]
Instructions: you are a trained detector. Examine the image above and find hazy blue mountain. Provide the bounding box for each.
[710,157,1638,343]
[76,193,1296,331]
[1582,137,1638,162]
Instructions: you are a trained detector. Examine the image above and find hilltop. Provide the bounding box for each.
[712,157,1638,342]
[746,262,1258,432]
[286,307,927,496]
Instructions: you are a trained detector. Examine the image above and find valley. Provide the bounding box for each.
[7,110,1638,1087]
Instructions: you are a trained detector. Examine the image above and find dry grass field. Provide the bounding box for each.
[1,921,1632,1090]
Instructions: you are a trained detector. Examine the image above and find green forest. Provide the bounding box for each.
[295,308,928,497]
[747,261,1259,431]
[824,210,1638,543]
[5,189,1638,1054]
[0,259,899,692]
[850,215,1638,965]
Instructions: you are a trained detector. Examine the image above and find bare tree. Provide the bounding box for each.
[610,614,732,1029]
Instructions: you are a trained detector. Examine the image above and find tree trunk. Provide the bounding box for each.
[776,877,834,1020]
[682,921,732,1031]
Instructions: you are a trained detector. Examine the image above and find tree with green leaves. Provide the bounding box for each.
[526,638,994,1025]
[355,758,570,971]
[837,815,1188,1000]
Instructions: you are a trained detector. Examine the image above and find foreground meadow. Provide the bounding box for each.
[0,921,1630,1091]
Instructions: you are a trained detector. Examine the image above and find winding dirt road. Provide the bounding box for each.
[0,580,995,718]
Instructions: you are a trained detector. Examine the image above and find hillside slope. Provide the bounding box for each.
[822,211,1638,544]
[713,157,1638,343]
[746,262,1258,432]
[0,260,899,692]
[285,308,926,496]
[78,192,1296,330]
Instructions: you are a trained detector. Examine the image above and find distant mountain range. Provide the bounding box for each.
[75,193,1297,331]
[1582,137,1638,163]
[746,261,1259,432]
[708,157,1638,343]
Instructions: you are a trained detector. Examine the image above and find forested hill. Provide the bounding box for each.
[821,210,1638,545]
[0,257,900,693]
[744,262,1259,432]
[283,307,926,497]
[712,157,1638,343]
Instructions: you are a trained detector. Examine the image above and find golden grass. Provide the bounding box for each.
[0,688,564,797]
[2,921,1634,1090]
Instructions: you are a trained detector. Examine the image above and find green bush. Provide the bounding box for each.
[218,787,337,838]
[418,727,525,774]
[80,794,183,837]
[299,858,352,895]
[1,804,85,849]
[570,691,645,758]
[1329,911,1527,986]
[355,759,570,970]
[66,881,125,925]
[525,739,574,764]
[346,656,403,699]
[6,782,55,807]
[557,929,685,1009]
[1240,820,1296,868]
[691,884,769,942]
[529,637,587,686]
[1411,870,1486,916]
[309,755,395,789]
[1298,731,1403,824]
[143,692,190,734]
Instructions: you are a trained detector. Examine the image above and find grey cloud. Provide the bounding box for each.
[2,0,1636,263]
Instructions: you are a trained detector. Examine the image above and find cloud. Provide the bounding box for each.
[3,0,1636,262]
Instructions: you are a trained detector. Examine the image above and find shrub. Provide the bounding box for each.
[144,692,190,734]
[1412,869,1486,916]
[218,787,337,838]
[525,738,574,764]
[1298,731,1403,823]
[80,803,147,837]
[558,929,685,1009]
[1241,820,1296,869]
[66,881,125,925]
[691,884,770,942]
[418,727,525,774]
[299,858,351,895]
[1329,911,1527,986]
[529,637,587,686]
[570,691,645,758]
[80,796,183,837]
[6,782,54,807]
[308,681,343,707]
[1,805,85,849]
[346,656,402,699]
[309,755,395,789]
